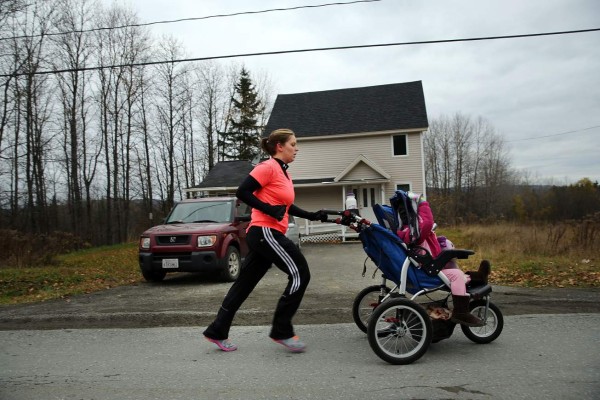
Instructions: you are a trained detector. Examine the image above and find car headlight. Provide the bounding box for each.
[140,237,151,249]
[197,235,217,247]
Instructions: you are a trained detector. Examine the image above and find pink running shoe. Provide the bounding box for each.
[272,335,306,353]
[205,336,238,352]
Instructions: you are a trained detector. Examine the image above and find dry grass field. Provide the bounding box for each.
[439,220,599,288]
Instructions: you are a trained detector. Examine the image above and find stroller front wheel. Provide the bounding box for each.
[367,298,432,365]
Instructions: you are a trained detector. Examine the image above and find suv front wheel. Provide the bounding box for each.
[142,268,166,283]
[221,246,241,282]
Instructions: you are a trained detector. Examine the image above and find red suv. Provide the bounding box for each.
[139,197,251,282]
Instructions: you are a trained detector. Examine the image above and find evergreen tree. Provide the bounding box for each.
[218,68,264,161]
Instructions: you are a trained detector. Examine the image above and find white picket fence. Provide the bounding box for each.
[299,220,359,243]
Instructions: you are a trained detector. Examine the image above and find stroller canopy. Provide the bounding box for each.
[373,190,421,244]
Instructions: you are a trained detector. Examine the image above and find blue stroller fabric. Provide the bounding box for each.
[373,204,399,232]
[359,223,443,291]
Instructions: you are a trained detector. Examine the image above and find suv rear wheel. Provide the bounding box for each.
[221,246,241,282]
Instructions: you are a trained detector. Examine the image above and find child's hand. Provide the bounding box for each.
[407,192,425,203]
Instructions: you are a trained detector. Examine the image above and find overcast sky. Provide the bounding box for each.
[120,0,599,184]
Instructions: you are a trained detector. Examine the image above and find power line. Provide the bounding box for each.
[0,0,382,42]
[509,125,600,142]
[1,27,599,78]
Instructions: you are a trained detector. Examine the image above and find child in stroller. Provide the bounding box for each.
[394,192,490,327]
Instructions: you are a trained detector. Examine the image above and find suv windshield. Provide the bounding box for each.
[166,200,233,224]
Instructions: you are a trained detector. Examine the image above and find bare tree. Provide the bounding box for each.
[0,0,276,244]
[134,64,155,225]
[0,0,27,20]
[252,68,275,133]
[51,0,97,238]
[424,116,453,193]
[152,35,189,212]
[121,41,151,241]
[195,61,228,175]
[6,0,56,232]
[94,1,149,243]
[0,1,29,153]
[178,66,198,191]
[424,113,514,222]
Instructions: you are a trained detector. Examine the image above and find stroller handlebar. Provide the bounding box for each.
[320,209,345,217]
[321,209,371,230]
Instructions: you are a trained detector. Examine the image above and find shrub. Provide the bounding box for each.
[0,230,90,268]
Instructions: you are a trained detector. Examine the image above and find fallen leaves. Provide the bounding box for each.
[490,260,599,288]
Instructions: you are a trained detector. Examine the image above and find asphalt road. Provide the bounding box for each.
[0,243,598,330]
[1,314,599,400]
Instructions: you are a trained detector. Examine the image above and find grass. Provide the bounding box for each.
[0,222,598,305]
[0,242,141,305]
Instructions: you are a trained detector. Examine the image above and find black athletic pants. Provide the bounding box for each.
[203,226,310,340]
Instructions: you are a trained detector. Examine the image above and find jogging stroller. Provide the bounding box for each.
[325,190,503,365]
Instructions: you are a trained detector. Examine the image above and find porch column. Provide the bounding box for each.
[341,186,346,241]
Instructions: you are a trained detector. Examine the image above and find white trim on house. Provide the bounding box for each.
[296,128,429,142]
[334,154,391,182]
[420,131,427,198]
[295,179,389,188]
[391,133,409,158]
[394,181,413,192]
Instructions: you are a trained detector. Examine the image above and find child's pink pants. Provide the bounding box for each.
[440,265,471,296]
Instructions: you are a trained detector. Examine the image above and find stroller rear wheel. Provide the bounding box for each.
[461,300,504,344]
[352,285,391,333]
[367,298,432,365]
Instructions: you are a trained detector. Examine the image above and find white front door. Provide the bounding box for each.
[358,185,379,222]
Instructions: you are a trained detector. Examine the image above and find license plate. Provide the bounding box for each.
[162,259,179,269]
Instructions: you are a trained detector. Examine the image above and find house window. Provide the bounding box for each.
[396,183,411,192]
[392,134,407,156]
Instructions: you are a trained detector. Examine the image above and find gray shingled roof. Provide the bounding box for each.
[195,160,254,188]
[264,81,428,137]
